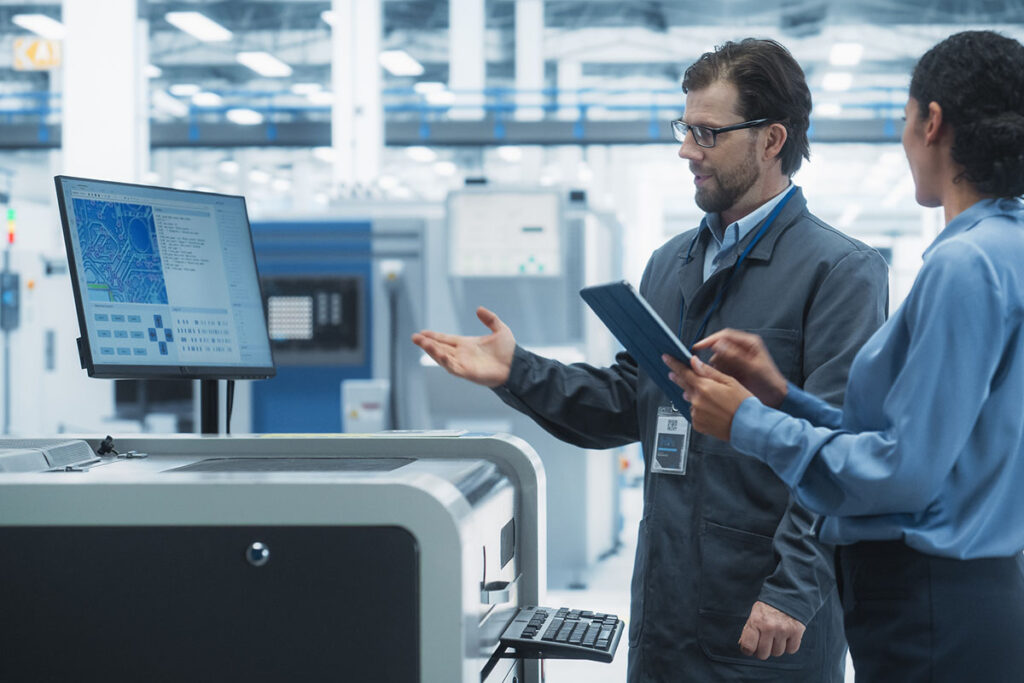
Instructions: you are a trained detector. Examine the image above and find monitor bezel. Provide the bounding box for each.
[55,174,277,380]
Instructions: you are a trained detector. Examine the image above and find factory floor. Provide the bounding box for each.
[546,485,857,682]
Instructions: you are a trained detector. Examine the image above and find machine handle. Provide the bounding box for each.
[480,580,511,605]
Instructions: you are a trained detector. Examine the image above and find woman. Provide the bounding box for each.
[665,30,1024,682]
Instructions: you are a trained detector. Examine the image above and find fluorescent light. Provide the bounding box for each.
[226,108,263,125]
[816,102,842,117]
[433,161,457,176]
[152,90,189,117]
[426,90,456,106]
[218,160,240,176]
[405,146,437,163]
[169,83,201,97]
[414,81,446,95]
[192,91,223,107]
[377,175,399,190]
[829,43,864,67]
[165,11,232,43]
[321,10,337,27]
[291,82,323,95]
[271,178,292,192]
[145,64,162,79]
[236,51,293,78]
[12,14,66,40]
[379,50,424,77]
[248,169,271,184]
[313,147,336,162]
[822,72,853,92]
[496,146,522,163]
[307,90,334,106]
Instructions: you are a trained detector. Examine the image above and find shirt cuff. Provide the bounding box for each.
[496,345,533,395]
[779,382,817,419]
[730,396,775,463]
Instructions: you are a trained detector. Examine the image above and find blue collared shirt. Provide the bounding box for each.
[731,197,1024,559]
[702,182,793,281]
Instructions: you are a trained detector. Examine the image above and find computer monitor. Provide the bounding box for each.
[55,176,275,380]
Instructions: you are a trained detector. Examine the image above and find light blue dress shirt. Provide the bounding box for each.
[701,182,793,281]
[731,197,1024,559]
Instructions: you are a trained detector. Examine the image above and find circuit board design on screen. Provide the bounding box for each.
[71,198,169,305]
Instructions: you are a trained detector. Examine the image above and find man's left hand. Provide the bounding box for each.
[738,601,806,660]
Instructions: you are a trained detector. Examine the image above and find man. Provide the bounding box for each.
[413,39,888,681]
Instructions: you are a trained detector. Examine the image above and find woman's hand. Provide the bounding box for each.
[664,354,753,442]
[693,329,788,408]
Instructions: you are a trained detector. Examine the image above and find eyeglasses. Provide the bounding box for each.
[670,118,776,148]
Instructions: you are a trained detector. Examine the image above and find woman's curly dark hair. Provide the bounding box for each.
[910,31,1024,198]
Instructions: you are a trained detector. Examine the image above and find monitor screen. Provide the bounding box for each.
[55,176,275,380]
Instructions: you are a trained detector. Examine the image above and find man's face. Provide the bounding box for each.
[678,80,761,215]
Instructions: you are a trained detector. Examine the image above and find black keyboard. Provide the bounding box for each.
[499,606,623,662]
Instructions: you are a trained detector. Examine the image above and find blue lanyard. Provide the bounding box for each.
[677,186,797,348]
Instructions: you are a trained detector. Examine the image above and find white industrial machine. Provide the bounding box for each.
[0,432,567,682]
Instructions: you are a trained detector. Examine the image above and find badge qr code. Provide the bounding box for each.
[666,418,679,431]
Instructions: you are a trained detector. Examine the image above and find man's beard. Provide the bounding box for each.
[693,143,759,215]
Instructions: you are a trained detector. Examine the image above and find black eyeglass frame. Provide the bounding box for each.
[670,117,777,148]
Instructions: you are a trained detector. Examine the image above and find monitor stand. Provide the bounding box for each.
[200,380,218,435]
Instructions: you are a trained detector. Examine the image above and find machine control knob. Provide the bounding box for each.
[246,541,270,567]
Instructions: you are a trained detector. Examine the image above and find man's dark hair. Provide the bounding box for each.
[682,39,811,176]
[910,30,1024,198]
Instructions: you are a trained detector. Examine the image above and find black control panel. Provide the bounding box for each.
[499,606,623,663]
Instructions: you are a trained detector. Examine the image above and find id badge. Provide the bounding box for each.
[651,405,691,475]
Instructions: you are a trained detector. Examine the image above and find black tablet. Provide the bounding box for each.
[580,280,691,411]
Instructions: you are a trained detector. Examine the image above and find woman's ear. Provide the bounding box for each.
[924,101,945,146]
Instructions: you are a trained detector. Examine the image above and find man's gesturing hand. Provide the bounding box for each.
[411,307,516,388]
[739,601,806,660]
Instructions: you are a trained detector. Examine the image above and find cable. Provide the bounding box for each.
[226,380,235,435]
[387,283,400,430]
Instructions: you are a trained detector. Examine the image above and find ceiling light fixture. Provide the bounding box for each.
[320,10,337,27]
[413,82,446,95]
[192,91,223,107]
[12,14,66,40]
[236,51,293,78]
[816,102,842,117]
[145,64,162,79]
[379,50,424,77]
[822,72,853,92]
[829,43,864,67]
[169,83,201,97]
[226,108,264,125]
[165,11,232,43]
[307,90,334,106]
[291,83,323,95]
[152,90,189,118]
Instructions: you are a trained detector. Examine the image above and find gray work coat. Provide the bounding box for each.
[495,187,889,682]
